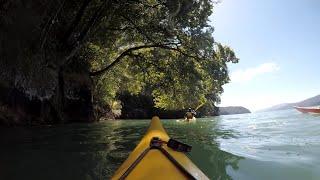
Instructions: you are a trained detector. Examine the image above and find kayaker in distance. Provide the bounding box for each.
[185,108,196,121]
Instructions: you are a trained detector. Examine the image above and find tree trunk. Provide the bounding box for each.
[53,67,66,123]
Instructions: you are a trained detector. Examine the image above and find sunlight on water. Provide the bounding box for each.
[0,109,319,180]
[216,109,320,179]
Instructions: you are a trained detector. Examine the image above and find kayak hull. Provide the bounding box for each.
[111,116,208,180]
[294,106,320,114]
[185,117,197,122]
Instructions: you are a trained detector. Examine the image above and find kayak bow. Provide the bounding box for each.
[111,116,209,180]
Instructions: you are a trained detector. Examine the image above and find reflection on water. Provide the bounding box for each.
[1,109,320,179]
[0,121,148,180]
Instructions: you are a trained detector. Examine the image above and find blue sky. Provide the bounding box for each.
[210,0,320,111]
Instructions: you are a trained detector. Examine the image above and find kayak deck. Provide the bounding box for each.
[111,116,208,180]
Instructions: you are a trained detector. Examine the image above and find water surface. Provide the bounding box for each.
[0,109,319,179]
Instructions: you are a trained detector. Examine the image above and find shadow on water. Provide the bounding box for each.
[0,121,148,180]
[0,119,242,180]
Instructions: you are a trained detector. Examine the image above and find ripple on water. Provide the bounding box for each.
[0,110,320,180]
[218,110,320,168]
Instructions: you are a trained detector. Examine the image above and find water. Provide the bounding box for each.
[0,109,319,180]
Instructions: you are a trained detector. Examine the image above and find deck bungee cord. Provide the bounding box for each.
[119,137,195,180]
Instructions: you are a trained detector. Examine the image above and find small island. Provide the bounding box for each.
[217,106,251,115]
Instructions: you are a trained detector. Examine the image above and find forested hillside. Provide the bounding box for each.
[260,94,320,112]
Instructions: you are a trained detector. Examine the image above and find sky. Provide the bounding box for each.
[210,0,320,111]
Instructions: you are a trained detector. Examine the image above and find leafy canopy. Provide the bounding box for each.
[85,0,238,110]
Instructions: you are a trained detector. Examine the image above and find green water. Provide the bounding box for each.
[0,109,319,179]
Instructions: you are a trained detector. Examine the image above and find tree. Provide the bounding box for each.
[0,0,238,124]
[87,0,238,112]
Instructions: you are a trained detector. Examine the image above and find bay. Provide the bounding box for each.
[0,109,319,179]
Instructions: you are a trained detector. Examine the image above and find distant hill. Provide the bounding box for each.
[260,94,320,112]
[218,106,251,115]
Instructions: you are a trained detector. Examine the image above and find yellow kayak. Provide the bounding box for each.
[111,116,209,180]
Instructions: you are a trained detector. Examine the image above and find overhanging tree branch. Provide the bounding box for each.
[89,43,200,77]
[62,0,114,67]
[63,0,91,43]
[40,0,67,50]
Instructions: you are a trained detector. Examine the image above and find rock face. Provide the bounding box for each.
[260,94,320,112]
[0,72,96,126]
[0,1,99,125]
[217,106,251,115]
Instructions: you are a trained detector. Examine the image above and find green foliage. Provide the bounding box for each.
[1,0,239,120]
[86,0,239,111]
[85,42,144,106]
